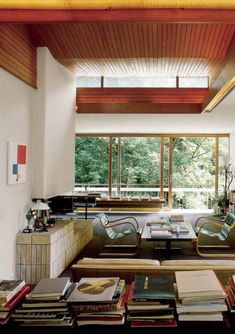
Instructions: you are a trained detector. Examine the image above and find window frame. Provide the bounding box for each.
[75,133,229,209]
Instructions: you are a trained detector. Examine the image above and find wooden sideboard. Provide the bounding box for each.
[16,219,93,284]
[95,197,165,210]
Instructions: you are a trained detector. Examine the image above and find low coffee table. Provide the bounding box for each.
[141,220,197,259]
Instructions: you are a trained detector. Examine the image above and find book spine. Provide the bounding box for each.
[0,285,30,311]
[64,282,76,300]
[126,282,135,303]
[70,303,118,313]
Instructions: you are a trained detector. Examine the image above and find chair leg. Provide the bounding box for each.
[197,245,230,248]
[99,234,141,257]
[196,243,235,258]
[103,244,138,249]
[99,250,140,257]
[99,243,141,257]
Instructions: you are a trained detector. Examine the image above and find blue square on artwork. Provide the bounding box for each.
[12,164,18,175]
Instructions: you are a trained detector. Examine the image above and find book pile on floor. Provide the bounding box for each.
[11,277,75,327]
[175,270,227,322]
[0,279,30,325]
[67,277,126,326]
[126,275,177,327]
[224,274,235,312]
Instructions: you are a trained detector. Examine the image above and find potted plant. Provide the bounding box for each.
[212,155,233,215]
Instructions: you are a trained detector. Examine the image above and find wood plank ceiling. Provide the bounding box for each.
[27,21,235,113]
[2,2,235,113]
[30,23,235,80]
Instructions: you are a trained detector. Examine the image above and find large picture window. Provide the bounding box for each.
[75,137,109,194]
[112,137,161,198]
[75,134,229,209]
[171,137,215,209]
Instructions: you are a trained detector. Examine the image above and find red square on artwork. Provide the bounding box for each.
[17,145,26,164]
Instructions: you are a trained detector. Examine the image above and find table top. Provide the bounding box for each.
[141,219,197,241]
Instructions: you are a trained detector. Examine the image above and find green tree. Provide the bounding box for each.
[75,137,109,184]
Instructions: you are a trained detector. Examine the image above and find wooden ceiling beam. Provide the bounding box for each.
[203,33,235,112]
[76,103,202,114]
[76,87,209,104]
[2,9,235,23]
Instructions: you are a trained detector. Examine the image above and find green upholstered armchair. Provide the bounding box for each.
[95,213,142,257]
[195,213,235,258]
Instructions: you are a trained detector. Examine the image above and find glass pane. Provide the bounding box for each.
[178,77,208,88]
[76,76,101,87]
[74,137,109,195]
[104,76,176,88]
[163,137,170,207]
[216,137,230,212]
[112,137,161,198]
[111,137,119,197]
[172,137,215,209]
[218,137,230,193]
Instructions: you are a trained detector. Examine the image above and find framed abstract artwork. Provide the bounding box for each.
[8,142,27,184]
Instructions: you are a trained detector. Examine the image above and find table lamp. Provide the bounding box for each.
[22,208,34,233]
[31,200,50,232]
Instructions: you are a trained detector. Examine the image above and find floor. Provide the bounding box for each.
[61,212,203,278]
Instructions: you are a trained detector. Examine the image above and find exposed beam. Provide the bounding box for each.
[203,77,235,113]
[76,88,209,105]
[76,103,202,114]
[203,33,235,112]
[2,9,235,23]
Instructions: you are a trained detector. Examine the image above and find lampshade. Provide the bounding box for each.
[32,200,50,211]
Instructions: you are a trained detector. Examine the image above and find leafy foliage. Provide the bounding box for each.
[75,136,229,209]
[75,137,109,184]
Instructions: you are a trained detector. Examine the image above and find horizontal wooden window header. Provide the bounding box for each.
[76,133,229,138]
[1,1,235,10]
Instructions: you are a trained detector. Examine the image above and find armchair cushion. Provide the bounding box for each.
[95,213,142,257]
[225,212,235,226]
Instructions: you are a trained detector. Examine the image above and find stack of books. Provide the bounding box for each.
[175,270,227,322]
[224,275,235,312]
[149,222,172,238]
[148,219,189,238]
[12,277,75,327]
[170,223,189,234]
[126,275,177,327]
[67,277,126,326]
[169,216,189,233]
[0,279,30,325]
[170,215,185,223]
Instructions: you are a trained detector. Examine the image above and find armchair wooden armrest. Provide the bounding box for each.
[194,215,225,234]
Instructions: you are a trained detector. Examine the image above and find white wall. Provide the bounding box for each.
[76,89,235,134]
[0,69,34,279]
[32,48,76,199]
[0,48,76,279]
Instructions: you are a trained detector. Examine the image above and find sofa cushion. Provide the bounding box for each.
[161,259,235,267]
[71,257,235,284]
[78,257,160,266]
